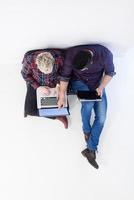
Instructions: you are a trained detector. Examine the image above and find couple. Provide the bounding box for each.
[21,44,116,169]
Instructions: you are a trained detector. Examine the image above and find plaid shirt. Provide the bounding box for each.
[21,49,65,89]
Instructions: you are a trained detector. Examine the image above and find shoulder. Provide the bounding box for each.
[49,49,66,60]
[65,44,111,53]
[22,49,43,65]
[93,44,113,55]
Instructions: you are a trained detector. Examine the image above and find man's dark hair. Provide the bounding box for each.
[73,50,92,70]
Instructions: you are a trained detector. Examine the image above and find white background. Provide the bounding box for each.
[0,0,134,200]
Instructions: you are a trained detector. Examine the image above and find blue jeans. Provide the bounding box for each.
[70,80,107,150]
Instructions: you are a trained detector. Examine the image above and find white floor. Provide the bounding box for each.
[0,0,134,199]
[0,54,133,200]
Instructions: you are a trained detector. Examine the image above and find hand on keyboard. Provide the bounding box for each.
[38,86,50,96]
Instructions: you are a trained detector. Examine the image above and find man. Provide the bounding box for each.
[58,44,116,169]
[21,49,68,129]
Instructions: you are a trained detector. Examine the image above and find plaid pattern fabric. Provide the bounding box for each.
[21,49,64,89]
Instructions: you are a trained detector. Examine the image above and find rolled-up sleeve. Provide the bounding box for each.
[60,76,70,82]
[103,49,116,77]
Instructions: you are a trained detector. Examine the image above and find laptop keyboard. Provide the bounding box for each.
[41,97,58,106]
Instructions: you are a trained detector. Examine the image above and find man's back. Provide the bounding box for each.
[60,44,115,90]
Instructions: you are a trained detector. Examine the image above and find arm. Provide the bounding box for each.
[21,55,40,90]
[21,55,50,94]
[57,49,74,108]
[58,81,69,108]
[96,75,113,96]
[96,48,116,96]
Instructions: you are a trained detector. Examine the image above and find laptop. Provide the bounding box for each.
[77,90,102,102]
[36,87,69,117]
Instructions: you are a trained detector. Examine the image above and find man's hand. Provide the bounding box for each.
[96,75,113,97]
[57,81,69,108]
[55,84,60,98]
[38,86,50,95]
[96,87,104,97]
[57,93,65,108]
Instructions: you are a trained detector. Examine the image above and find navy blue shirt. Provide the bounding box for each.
[60,44,116,90]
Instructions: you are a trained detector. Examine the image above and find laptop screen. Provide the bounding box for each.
[41,97,58,107]
[77,91,102,101]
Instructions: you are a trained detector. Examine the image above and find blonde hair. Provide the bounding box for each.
[36,52,55,74]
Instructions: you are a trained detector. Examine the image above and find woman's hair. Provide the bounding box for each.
[35,52,55,74]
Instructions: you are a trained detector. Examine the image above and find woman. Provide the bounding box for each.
[21,48,68,129]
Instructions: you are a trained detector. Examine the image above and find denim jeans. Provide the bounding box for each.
[70,80,107,150]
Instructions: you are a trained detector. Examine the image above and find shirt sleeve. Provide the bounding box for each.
[21,54,40,90]
[60,49,74,82]
[103,48,116,77]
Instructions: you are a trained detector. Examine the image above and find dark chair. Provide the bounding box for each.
[23,48,75,118]
[24,83,39,117]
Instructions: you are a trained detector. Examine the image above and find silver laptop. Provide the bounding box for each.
[36,87,67,109]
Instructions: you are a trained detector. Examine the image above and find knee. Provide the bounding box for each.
[82,102,94,111]
[95,115,106,125]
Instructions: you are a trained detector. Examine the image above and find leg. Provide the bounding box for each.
[81,101,94,134]
[87,91,107,150]
[70,81,100,169]
[70,81,94,136]
[56,116,68,129]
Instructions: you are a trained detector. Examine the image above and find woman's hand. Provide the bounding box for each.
[38,86,50,95]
